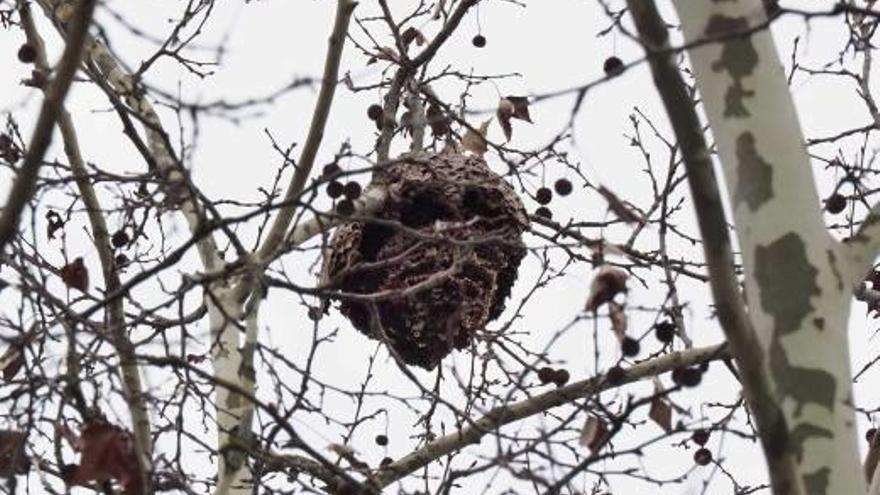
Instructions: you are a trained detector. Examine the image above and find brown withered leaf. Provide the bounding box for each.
[496,97,533,142]
[608,301,627,341]
[400,111,413,137]
[60,257,89,292]
[0,430,28,477]
[426,103,450,137]
[401,27,427,48]
[579,415,610,453]
[598,185,643,224]
[186,353,206,364]
[66,421,141,494]
[585,266,628,312]
[505,95,532,123]
[0,346,23,382]
[46,210,64,240]
[649,380,673,433]
[497,98,515,142]
[462,119,491,156]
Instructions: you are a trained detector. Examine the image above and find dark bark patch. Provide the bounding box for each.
[826,249,843,292]
[789,422,833,462]
[705,14,759,117]
[734,132,773,211]
[770,341,836,415]
[755,233,818,336]
[802,467,830,495]
[757,234,836,414]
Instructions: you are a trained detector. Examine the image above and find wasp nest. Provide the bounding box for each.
[321,152,528,369]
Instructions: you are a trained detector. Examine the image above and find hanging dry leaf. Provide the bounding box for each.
[400,111,413,137]
[0,346,23,382]
[0,430,28,477]
[66,421,141,494]
[462,119,491,156]
[427,103,450,137]
[579,415,610,453]
[46,210,64,240]
[598,185,643,224]
[505,95,533,123]
[608,301,627,341]
[496,97,533,142]
[60,257,89,292]
[497,98,515,142]
[401,27,427,48]
[865,429,880,483]
[649,380,673,433]
[585,266,628,311]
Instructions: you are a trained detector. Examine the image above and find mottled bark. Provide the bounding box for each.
[670,1,863,493]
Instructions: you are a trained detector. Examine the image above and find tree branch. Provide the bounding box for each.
[256,0,357,262]
[0,0,96,254]
[661,0,864,492]
[375,343,728,487]
[18,4,154,493]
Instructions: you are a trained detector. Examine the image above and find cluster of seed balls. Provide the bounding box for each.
[691,429,714,466]
[531,179,573,221]
[537,319,703,389]
[322,163,363,216]
[604,320,706,389]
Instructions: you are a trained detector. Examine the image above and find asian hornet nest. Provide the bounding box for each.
[320,152,527,369]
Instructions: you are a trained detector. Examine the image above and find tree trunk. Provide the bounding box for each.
[672,1,864,493]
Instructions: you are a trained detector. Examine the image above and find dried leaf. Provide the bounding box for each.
[67,421,141,494]
[505,95,533,123]
[186,353,206,364]
[579,416,609,453]
[497,98,515,142]
[60,257,89,292]
[608,301,627,341]
[0,346,23,382]
[46,210,64,240]
[0,430,28,477]
[866,428,880,483]
[649,380,673,433]
[585,266,628,311]
[400,111,413,137]
[496,97,532,142]
[401,27,427,48]
[598,185,643,224]
[462,119,491,156]
[426,103,450,137]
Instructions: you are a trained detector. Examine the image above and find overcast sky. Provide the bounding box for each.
[1,1,878,493]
